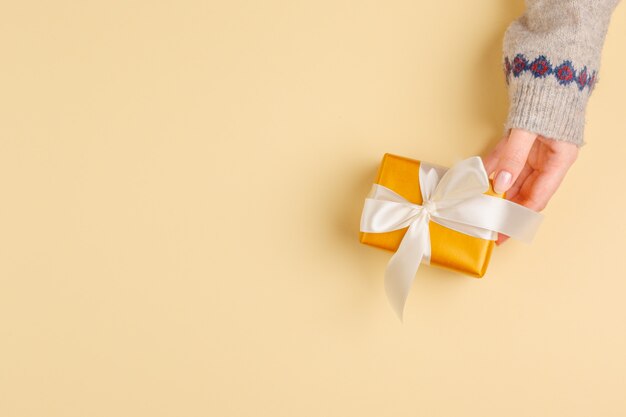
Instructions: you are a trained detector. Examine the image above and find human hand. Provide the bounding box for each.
[483,128,579,245]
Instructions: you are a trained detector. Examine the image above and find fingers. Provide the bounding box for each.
[503,162,533,202]
[511,167,568,212]
[495,165,537,246]
[485,131,535,246]
[511,139,578,212]
[496,234,510,245]
[482,138,506,175]
[495,163,532,246]
[492,128,537,194]
[496,145,576,246]
[497,167,561,246]
[485,132,579,247]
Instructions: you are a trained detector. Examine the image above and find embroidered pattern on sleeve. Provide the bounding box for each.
[504,54,597,92]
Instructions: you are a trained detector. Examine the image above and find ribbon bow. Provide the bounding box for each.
[360,156,543,320]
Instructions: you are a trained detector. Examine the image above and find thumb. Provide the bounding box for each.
[492,128,537,194]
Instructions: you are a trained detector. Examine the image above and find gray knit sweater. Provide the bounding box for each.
[503,0,621,146]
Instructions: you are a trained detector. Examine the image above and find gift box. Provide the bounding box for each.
[359,153,501,278]
[359,153,542,318]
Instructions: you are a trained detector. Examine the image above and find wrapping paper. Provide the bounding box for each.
[359,153,502,277]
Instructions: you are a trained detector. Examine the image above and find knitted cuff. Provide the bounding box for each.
[502,55,598,147]
[504,78,589,146]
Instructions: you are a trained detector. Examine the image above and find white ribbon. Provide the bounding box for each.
[360,156,543,320]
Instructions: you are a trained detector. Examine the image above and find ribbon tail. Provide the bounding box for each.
[384,214,430,321]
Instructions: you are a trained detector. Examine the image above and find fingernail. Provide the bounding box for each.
[494,170,512,194]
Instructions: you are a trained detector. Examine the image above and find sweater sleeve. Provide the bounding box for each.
[502,0,621,146]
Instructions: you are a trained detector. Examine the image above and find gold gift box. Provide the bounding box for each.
[359,153,502,278]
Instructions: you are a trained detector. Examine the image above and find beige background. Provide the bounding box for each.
[1,1,625,416]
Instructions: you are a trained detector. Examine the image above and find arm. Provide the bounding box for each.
[503,0,621,146]
[484,0,621,244]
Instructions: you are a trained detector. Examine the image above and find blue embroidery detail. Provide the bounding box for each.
[512,54,528,77]
[504,54,597,92]
[554,61,575,86]
[529,55,552,78]
[575,66,589,91]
